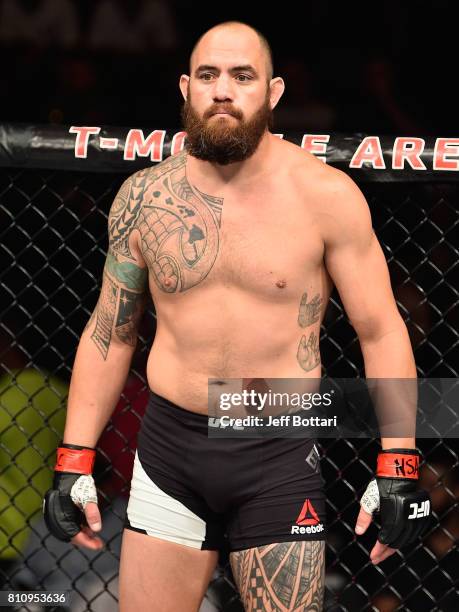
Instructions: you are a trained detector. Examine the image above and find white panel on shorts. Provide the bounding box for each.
[126,450,206,549]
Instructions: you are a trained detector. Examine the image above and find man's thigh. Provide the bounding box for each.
[230,540,325,612]
[119,528,218,612]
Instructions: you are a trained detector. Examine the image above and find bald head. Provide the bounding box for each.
[190,21,273,82]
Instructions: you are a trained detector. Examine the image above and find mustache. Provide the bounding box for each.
[203,104,243,120]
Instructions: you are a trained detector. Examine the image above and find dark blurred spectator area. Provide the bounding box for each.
[0,0,455,133]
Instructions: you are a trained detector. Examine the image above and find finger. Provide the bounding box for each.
[371,547,396,565]
[355,507,372,535]
[72,528,104,550]
[72,534,104,550]
[370,541,397,565]
[84,501,102,531]
[80,524,100,538]
[77,526,104,546]
[74,525,103,546]
[370,540,387,560]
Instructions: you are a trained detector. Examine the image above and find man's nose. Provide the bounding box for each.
[213,75,234,101]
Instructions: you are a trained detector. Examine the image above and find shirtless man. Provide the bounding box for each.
[44,21,431,612]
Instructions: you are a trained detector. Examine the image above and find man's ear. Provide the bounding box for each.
[269,77,285,110]
[179,75,190,102]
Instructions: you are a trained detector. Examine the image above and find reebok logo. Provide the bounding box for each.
[296,498,320,525]
[291,498,324,534]
[291,523,324,534]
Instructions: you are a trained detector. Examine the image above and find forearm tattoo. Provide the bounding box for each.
[87,151,223,359]
[230,541,325,612]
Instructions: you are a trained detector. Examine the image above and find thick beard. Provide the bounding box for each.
[181,92,273,165]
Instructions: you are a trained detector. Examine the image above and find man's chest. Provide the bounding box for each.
[214,192,324,298]
[137,173,324,297]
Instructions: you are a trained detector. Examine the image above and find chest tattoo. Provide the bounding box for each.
[138,158,223,293]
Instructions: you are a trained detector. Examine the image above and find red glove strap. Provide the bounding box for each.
[54,447,96,474]
[377,451,419,479]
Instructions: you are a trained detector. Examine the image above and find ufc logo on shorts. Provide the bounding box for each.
[408,500,430,519]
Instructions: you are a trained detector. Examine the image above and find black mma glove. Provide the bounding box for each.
[43,443,98,542]
[359,448,431,548]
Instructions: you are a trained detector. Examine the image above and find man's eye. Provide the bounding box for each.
[200,73,214,80]
[236,74,251,82]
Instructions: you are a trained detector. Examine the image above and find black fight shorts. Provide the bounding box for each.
[124,391,326,552]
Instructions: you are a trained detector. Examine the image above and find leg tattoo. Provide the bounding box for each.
[230,540,325,611]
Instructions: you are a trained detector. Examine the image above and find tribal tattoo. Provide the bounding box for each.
[91,275,118,359]
[298,292,322,328]
[86,151,223,359]
[89,256,148,359]
[230,541,325,612]
[137,155,223,293]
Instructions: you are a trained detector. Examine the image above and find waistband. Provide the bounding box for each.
[147,389,210,426]
[144,389,316,450]
[144,390,318,445]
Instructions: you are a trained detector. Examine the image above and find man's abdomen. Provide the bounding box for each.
[146,324,322,414]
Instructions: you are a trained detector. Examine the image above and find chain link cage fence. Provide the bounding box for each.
[0,127,458,611]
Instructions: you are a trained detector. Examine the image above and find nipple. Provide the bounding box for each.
[164,277,172,287]
[276,279,287,289]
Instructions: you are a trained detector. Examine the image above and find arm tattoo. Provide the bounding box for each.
[230,541,325,611]
[88,166,151,358]
[91,275,118,359]
[298,292,322,328]
[107,152,186,260]
[114,288,146,346]
[297,331,320,372]
[88,151,222,357]
[90,260,147,359]
[105,253,147,289]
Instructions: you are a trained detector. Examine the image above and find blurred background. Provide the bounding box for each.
[0,0,455,133]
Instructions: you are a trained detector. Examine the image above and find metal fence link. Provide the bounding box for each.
[0,168,458,611]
